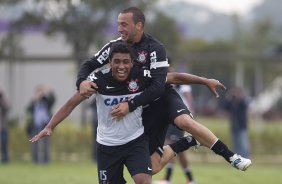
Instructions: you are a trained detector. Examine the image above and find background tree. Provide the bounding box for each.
[5,0,154,124]
[146,11,182,60]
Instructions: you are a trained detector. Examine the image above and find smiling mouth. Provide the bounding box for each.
[120,33,127,39]
[117,70,127,77]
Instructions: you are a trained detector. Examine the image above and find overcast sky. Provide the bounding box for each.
[162,0,263,15]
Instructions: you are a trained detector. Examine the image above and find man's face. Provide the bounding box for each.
[117,12,138,43]
[109,53,133,81]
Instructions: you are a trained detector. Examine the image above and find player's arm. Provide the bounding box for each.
[167,72,226,98]
[127,45,169,112]
[29,92,86,142]
[76,42,112,97]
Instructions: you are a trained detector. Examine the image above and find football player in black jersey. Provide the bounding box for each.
[30,42,227,183]
[77,7,251,171]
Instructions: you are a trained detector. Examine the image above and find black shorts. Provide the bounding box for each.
[97,134,152,184]
[142,86,191,155]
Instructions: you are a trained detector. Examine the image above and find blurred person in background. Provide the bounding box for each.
[223,86,250,158]
[0,89,10,163]
[26,85,55,164]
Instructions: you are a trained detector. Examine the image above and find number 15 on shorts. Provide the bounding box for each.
[99,170,107,181]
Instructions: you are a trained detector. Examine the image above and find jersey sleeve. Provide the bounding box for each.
[76,42,112,90]
[128,44,169,112]
[87,71,103,92]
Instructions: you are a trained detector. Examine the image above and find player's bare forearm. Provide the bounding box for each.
[46,92,85,130]
[167,72,207,85]
[167,72,226,97]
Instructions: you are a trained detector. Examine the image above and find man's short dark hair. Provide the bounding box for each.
[109,42,134,60]
[121,7,145,27]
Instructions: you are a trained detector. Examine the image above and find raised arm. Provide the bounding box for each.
[29,92,86,142]
[167,72,226,98]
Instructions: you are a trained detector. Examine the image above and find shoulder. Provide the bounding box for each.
[106,37,123,45]
[144,33,163,46]
[144,33,165,49]
[143,33,167,61]
[94,37,122,56]
[88,68,111,82]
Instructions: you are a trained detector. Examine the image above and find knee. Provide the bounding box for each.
[133,174,151,184]
[151,153,162,175]
[135,179,151,184]
[174,114,195,130]
[152,164,161,175]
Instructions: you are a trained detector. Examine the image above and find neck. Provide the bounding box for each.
[132,31,144,44]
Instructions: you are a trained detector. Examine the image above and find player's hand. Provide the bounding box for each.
[111,102,130,118]
[29,127,53,143]
[79,80,98,98]
[206,79,226,98]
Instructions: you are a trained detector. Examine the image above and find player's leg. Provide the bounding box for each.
[153,158,176,183]
[174,114,251,170]
[166,125,195,183]
[175,114,217,146]
[178,152,195,183]
[151,145,175,174]
[166,88,251,170]
[164,87,217,147]
[96,143,127,184]
[132,173,152,184]
[156,131,178,183]
[149,131,198,174]
[164,159,176,182]
[126,135,152,184]
[142,98,198,174]
[142,99,173,174]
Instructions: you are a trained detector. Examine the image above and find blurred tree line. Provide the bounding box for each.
[1,0,281,118]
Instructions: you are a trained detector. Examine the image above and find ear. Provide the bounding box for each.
[136,22,143,30]
[109,59,113,66]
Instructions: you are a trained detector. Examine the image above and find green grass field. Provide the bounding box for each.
[3,116,282,183]
[1,160,282,184]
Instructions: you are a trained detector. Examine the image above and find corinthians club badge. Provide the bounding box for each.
[128,79,139,92]
[137,51,147,64]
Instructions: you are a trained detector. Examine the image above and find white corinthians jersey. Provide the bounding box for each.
[88,67,152,146]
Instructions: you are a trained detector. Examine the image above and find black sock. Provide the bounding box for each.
[211,139,234,163]
[169,136,197,154]
[184,167,194,182]
[165,163,173,181]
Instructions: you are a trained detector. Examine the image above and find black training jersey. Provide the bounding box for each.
[88,66,152,146]
[77,33,169,111]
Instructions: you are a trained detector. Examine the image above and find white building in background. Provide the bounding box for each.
[0,31,91,123]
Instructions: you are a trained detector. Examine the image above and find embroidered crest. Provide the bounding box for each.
[128,79,139,92]
[137,51,148,64]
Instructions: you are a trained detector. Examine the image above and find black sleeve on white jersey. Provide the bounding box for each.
[76,42,113,90]
[87,72,100,90]
[128,44,169,112]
